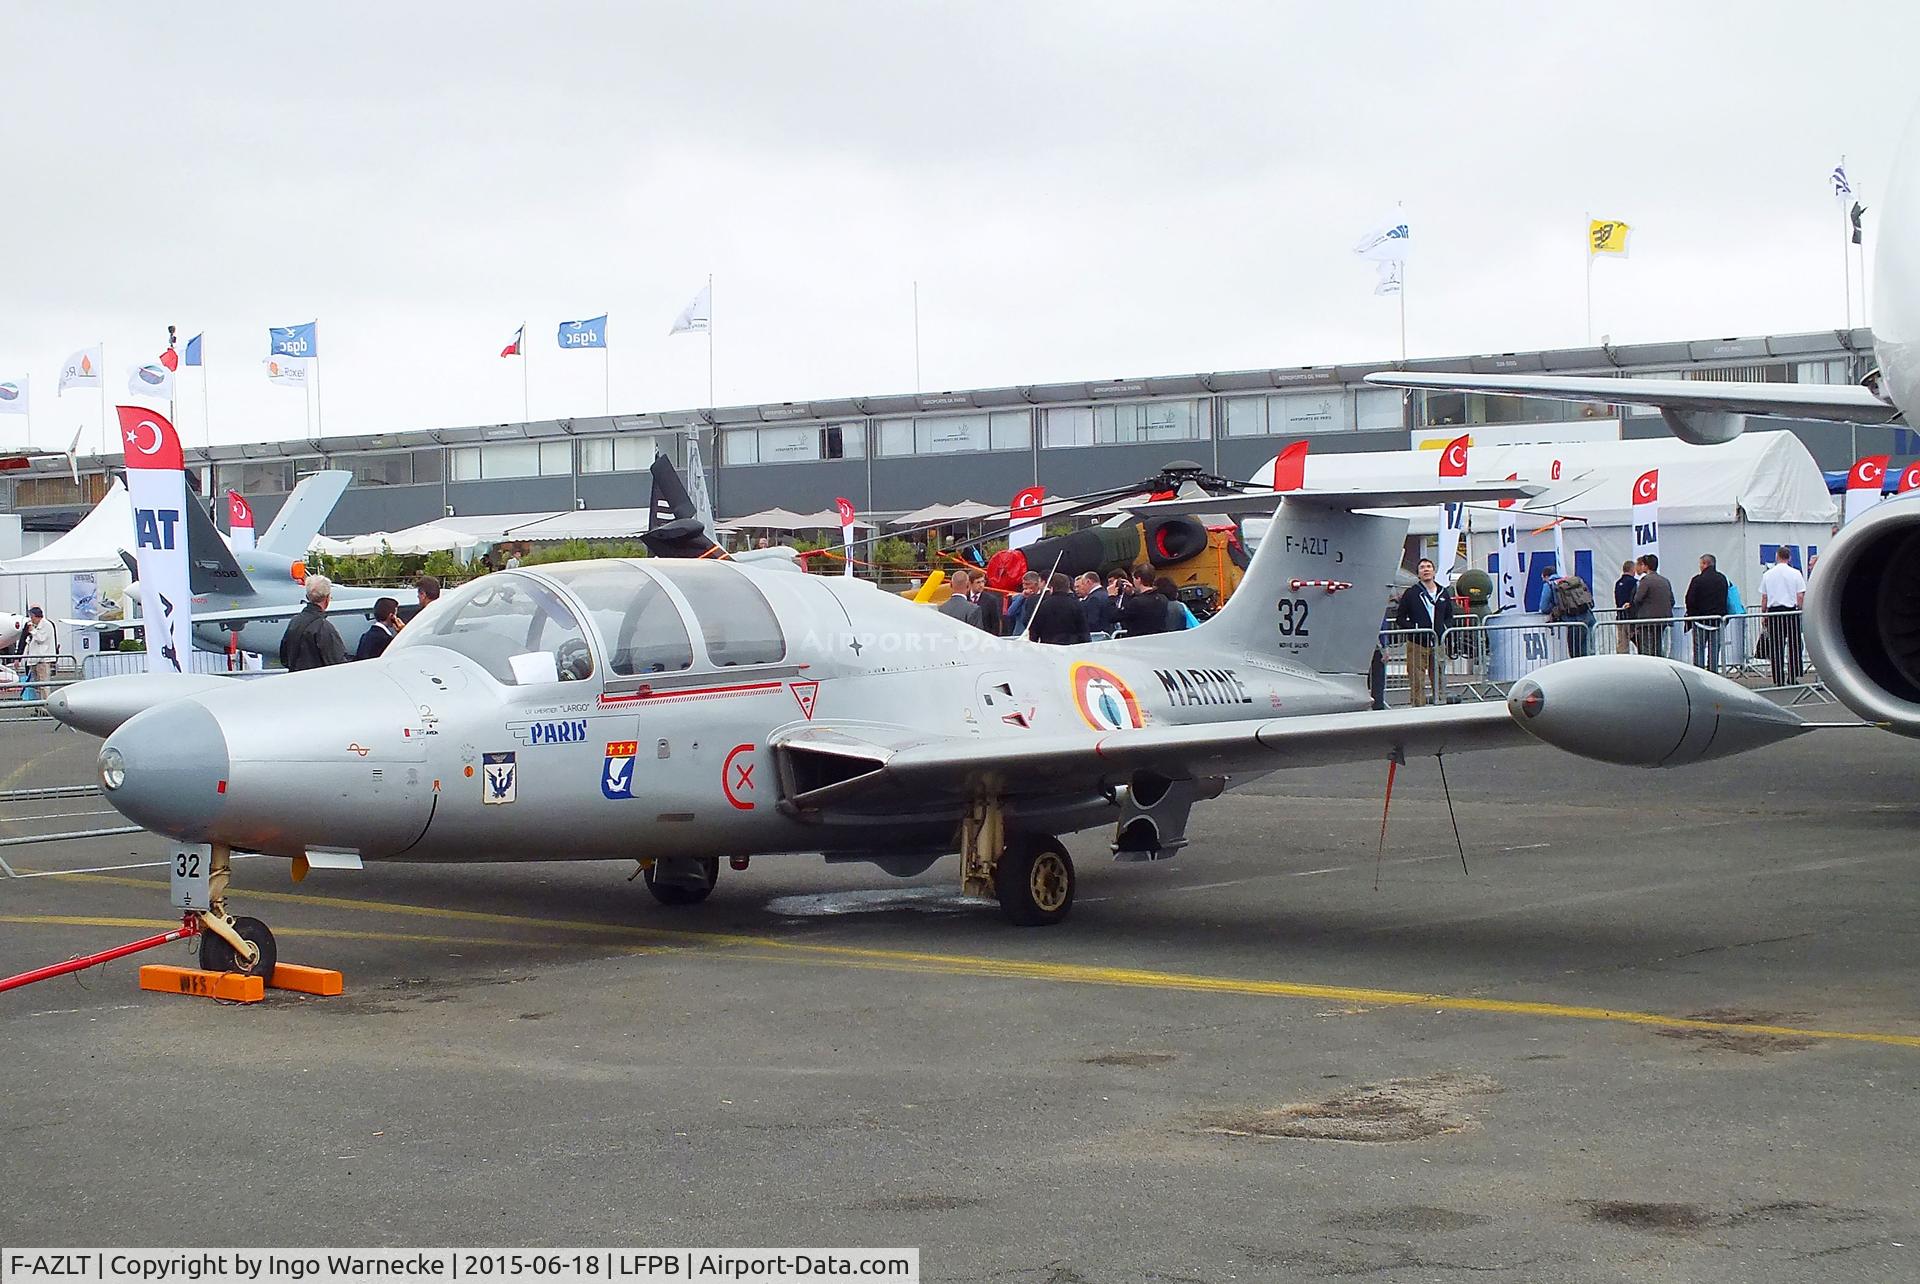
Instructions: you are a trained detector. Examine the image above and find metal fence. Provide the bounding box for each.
[1377,608,1820,706]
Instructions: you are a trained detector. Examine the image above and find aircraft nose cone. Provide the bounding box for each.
[100,700,230,841]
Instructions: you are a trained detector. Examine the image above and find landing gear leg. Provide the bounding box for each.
[641,856,719,907]
[958,790,1005,900]
[196,843,278,977]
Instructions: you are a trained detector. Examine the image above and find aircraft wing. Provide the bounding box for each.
[1365,371,1901,444]
[774,704,1525,812]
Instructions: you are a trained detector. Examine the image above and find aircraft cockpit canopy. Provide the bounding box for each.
[389,572,594,685]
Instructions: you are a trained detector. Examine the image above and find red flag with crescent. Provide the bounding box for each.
[1898,461,1920,494]
[1438,434,1469,478]
[116,406,184,471]
[1270,441,1308,491]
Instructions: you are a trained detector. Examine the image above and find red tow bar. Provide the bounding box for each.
[0,913,200,994]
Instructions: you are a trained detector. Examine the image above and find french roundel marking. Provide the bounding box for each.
[1070,662,1143,732]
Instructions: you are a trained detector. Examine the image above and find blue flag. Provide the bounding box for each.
[557,315,608,350]
[269,321,318,358]
[184,334,204,367]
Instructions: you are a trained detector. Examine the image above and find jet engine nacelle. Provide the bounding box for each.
[1805,494,1920,735]
[1507,655,1808,767]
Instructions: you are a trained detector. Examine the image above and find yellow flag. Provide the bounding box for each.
[1589,218,1631,256]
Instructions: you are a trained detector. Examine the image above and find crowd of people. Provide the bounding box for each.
[279,574,441,672]
[935,566,1198,644]
[1393,546,1814,704]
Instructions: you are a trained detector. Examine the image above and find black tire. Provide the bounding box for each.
[995,836,1075,927]
[199,915,277,978]
[644,857,719,907]
[1143,516,1208,567]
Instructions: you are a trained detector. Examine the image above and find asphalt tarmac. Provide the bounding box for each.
[2,702,1916,1282]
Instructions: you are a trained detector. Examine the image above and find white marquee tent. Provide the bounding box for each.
[1261,431,1837,602]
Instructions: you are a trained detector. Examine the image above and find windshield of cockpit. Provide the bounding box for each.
[539,562,695,675]
[387,572,594,685]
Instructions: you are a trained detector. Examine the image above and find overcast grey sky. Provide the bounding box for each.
[1,1,1915,451]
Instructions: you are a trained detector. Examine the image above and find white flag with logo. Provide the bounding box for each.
[1353,210,1411,262]
[58,346,103,394]
[1373,261,1403,295]
[0,376,28,417]
[264,355,310,388]
[1436,501,1465,587]
[670,282,712,335]
[1495,476,1521,611]
[1630,468,1659,563]
[127,362,174,400]
[117,407,194,675]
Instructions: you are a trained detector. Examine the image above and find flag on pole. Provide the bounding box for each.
[1588,219,1631,256]
[670,283,712,335]
[1831,161,1851,199]
[1008,485,1046,552]
[1899,461,1920,495]
[0,377,28,417]
[1850,201,1867,245]
[557,315,607,349]
[227,490,256,551]
[58,347,102,394]
[1843,454,1890,524]
[1353,210,1410,262]
[1268,440,1308,491]
[117,406,194,675]
[184,334,204,367]
[1495,473,1521,611]
[500,325,524,357]
[268,321,318,358]
[127,363,174,400]
[160,327,180,372]
[1373,261,1403,295]
[834,496,857,578]
[263,356,310,388]
[1437,433,1469,478]
[1631,468,1660,564]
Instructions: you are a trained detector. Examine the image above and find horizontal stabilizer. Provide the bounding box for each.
[1365,371,1902,432]
[1123,480,1541,519]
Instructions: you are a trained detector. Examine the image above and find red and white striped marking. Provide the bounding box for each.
[1289,579,1353,592]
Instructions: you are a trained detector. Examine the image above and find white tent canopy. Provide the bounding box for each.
[727,506,876,531]
[1258,431,1837,599]
[889,500,1000,526]
[0,479,135,574]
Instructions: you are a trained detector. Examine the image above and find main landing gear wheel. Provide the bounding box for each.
[199,915,278,978]
[996,836,1075,927]
[644,857,720,907]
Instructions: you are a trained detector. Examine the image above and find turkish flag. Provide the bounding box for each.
[1632,469,1659,505]
[159,347,179,372]
[227,489,255,528]
[1498,472,1520,510]
[1270,441,1308,491]
[1899,461,1920,494]
[1847,454,1891,490]
[116,405,184,471]
[1438,434,1469,478]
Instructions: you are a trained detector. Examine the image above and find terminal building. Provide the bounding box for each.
[3,326,1910,540]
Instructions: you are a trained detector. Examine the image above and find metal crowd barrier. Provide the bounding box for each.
[1388,607,1823,705]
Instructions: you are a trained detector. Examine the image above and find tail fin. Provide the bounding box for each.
[182,494,254,596]
[258,470,351,558]
[1203,498,1405,674]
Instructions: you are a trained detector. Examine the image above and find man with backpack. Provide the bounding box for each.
[1542,566,1596,658]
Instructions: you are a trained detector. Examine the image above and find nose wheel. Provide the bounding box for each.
[199,915,277,978]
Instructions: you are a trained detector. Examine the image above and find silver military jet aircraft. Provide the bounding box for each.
[49,479,1811,977]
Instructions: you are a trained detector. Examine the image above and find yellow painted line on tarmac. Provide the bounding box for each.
[24,873,1920,1051]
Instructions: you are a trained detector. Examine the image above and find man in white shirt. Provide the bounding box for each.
[18,605,58,700]
[1758,546,1809,685]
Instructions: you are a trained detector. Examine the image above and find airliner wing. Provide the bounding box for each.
[1365,371,1901,444]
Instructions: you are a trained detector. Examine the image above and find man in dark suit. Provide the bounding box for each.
[1682,553,1730,672]
[1393,558,1454,707]
[1072,572,1118,635]
[355,597,403,660]
[966,572,1008,637]
[937,569,985,629]
[1628,553,1676,657]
